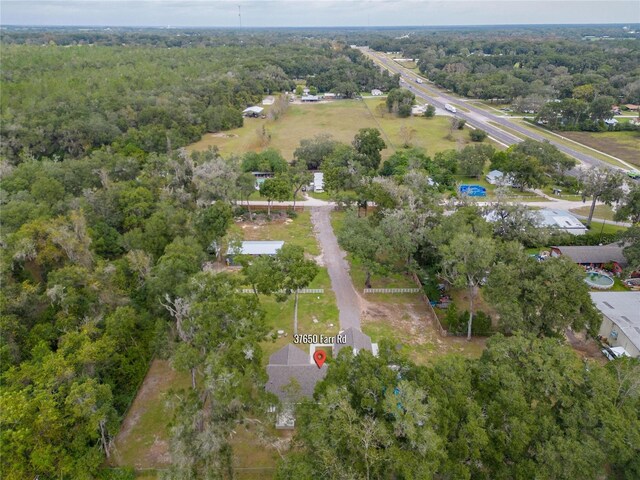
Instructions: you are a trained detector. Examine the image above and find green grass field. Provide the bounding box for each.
[513,120,633,169]
[188,98,498,162]
[188,100,380,160]
[561,130,640,167]
[569,205,617,222]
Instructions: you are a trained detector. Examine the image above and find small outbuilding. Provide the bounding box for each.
[242,106,264,117]
[371,89,383,96]
[226,240,283,264]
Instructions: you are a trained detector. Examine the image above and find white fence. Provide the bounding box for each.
[239,288,324,294]
[363,288,421,294]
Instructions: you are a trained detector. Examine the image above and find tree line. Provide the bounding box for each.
[1,34,398,163]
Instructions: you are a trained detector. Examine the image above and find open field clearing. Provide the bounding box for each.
[513,120,634,169]
[362,97,492,153]
[187,100,379,159]
[561,131,640,167]
[188,98,493,162]
[361,296,487,365]
[110,360,191,470]
[111,360,284,480]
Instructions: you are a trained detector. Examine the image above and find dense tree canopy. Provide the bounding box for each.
[279,334,640,479]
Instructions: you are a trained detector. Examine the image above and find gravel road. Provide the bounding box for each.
[311,206,361,330]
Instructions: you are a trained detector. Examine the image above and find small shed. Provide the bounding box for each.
[226,241,283,264]
[485,170,504,184]
[242,106,264,117]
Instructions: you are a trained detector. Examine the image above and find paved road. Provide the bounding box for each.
[361,47,630,172]
[310,206,361,330]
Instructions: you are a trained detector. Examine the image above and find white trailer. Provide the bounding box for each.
[444,104,457,113]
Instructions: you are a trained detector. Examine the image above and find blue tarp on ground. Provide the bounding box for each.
[458,184,487,197]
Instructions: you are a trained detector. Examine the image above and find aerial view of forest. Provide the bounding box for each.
[1,13,639,480]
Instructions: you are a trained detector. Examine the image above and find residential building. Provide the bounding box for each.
[333,327,378,357]
[535,208,587,235]
[592,292,640,358]
[550,244,627,274]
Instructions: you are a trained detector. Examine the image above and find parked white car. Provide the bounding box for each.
[602,346,630,361]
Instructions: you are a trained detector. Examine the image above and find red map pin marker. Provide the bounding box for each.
[313,350,326,369]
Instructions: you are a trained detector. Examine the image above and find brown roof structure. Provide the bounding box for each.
[552,244,627,266]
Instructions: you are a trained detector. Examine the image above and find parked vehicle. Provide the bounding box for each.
[445,103,457,113]
[602,346,630,361]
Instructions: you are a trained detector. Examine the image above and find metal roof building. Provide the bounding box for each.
[592,292,640,358]
[535,208,587,235]
[242,106,264,116]
[227,241,284,256]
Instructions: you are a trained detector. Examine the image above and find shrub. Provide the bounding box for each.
[469,129,488,142]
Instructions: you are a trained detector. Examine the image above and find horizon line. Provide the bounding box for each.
[2,22,639,29]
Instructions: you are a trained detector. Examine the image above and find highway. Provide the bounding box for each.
[360,47,629,172]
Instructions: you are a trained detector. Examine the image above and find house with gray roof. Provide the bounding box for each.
[333,327,378,357]
[265,343,327,428]
[592,292,640,358]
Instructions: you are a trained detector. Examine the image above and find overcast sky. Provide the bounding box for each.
[2,1,639,27]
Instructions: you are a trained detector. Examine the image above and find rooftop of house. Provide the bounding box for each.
[334,327,373,356]
[552,244,627,266]
[590,292,640,351]
[265,344,327,402]
[536,208,587,234]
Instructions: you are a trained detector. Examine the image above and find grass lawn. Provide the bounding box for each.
[569,205,617,222]
[259,267,340,363]
[187,100,380,160]
[582,220,627,235]
[110,360,192,470]
[541,185,583,201]
[230,210,320,256]
[561,130,640,167]
[362,97,497,154]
